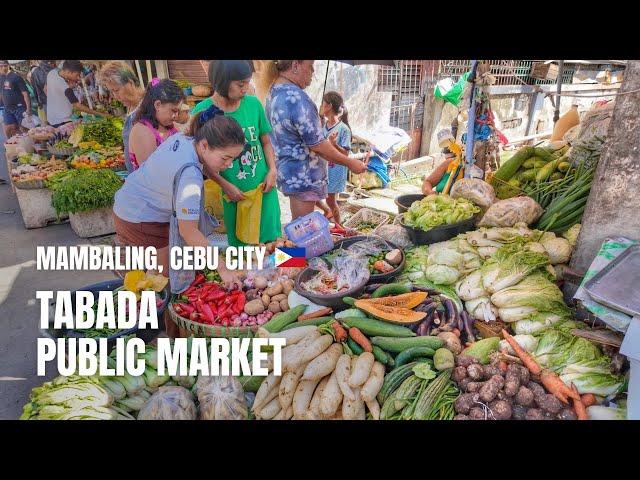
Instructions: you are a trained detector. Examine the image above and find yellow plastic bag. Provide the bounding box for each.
[204,179,226,234]
[234,183,264,245]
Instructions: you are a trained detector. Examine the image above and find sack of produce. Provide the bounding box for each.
[374,224,413,249]
[137,386,197,420]
[479,196,543,228]
[194,375,248,420]
[450,178,496,210]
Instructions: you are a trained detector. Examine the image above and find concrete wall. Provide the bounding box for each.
[306,61,393,131]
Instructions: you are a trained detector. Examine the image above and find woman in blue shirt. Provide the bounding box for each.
[265,60,368,221]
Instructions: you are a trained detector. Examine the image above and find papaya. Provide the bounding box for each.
[357,292,427,309]
[354,302,426,325]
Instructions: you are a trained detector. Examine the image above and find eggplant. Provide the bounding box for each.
[411,284,439,295]
[432,311,441,326]
[462,311,476,343]
[415,302,437,316]
[417,322,428,336]
[422,312,434,335]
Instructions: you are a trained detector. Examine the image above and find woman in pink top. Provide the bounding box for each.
[128,78,185,170]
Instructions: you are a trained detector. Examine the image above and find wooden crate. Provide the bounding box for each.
[530,62,559,81]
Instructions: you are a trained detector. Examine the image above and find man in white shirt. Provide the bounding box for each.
[45,60,109,127]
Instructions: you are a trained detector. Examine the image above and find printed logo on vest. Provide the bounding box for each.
[181,207,199,215]
[172,139,180,151]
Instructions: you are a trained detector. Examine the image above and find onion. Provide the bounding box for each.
[240,312,248,321]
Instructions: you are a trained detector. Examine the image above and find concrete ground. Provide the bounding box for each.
[0,125,296,420]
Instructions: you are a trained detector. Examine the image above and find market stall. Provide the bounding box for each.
[18,92,632,421]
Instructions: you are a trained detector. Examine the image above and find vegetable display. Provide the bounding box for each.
[50,168,123,215]
[404,194,480,231]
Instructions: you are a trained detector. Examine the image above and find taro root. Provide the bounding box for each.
[466,381,486,393]
[525,408,545,420]
[527,381,546,398]
[466,363,484,381]
[514,386,535,407]
[489,400,512,420]
[469,407,486,420]
[557,408,578,421]
[512,404,528,420]
[483,364,503,380]
[536,393,563,414]
[452,366,468,383]
[456,355,479,368]
[458,377,473,392]
[454,414,471,420]
[479,376,503,403]
[504,370,521,397]
[454,393,477,415]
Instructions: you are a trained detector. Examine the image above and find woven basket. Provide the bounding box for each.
[47,145,76,157]
[167,304,257,338]
[13,178,46,190]
[29,132,55,142]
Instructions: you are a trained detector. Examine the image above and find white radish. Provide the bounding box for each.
[348,352,375,388]
[273,405,293,420]
[335,354,356,401]
[290,334,333,371]
[256,397,281,420]
[292,378,321,418]
[342,387,365,420]
[309,376,330,418]
[365,398,381,420]
[278,362,306,410]
[361,362,386,402]
[262,325,319,344]
[320,370,343,417]
[301,343,343,381]
[281,331,322,371]
[253,372,282,412]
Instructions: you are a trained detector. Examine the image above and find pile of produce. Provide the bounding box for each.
[11,158,68,183]
[17,152,47,166]
[403,194,480,231]
[69,118,124,148]
[243,275,296,316]
[48,169,123,215]
[259,237,296,256]
[22,342,250,420]
[490,142,570,200]
[28,125,56,141]
[71,151,125,170]
[51,139,74,150]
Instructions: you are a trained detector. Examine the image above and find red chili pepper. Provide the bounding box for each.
[180,303,195,314]
[195,299,205,314]
[209,303,218,315]
[192,274,206,286]
[190,311,202,322]
[201,303,216,323]
[235,295,245,313]
[218,304,230,318]
[205,290,226,302]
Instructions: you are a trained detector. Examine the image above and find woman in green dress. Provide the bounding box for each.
[191,60,281,246]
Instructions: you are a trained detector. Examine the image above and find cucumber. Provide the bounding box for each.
[346,337,364,355]
[340,317,416,338]
[393,346,435,368]
[493,146,534,182]
[371,283,411,298]
[376,360,428,404]
[372,345,393,366]
[371,336,443,353]
[533,147,555,163]
[262,304,307,333]
[343,297,356,306]
[334,308,366,320]
[280,316,334,330]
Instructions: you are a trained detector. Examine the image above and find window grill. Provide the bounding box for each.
[438,60,576,86]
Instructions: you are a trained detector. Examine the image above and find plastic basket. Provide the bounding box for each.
[295,228,335,259]
[343,208,390,235]
[167,304,256,338]
[284,211,330,244]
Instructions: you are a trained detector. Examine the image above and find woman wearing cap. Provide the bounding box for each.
[128,78,184,169]
[264,60,369,220]
[113,105,247,293]
[99,61,145,172]
[191,60,281,247]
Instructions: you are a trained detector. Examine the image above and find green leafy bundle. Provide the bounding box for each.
[81,118,123,147]
[51,169,123,214]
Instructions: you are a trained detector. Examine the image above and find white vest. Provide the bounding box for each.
[46,69,73,126]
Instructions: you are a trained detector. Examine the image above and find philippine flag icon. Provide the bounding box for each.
[275,247,307,267]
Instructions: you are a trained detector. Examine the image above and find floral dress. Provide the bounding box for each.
[266,82,327,201]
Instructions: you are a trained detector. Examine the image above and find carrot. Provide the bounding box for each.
[298,307,333,322]
[348,327,372,353]
[581,393,597,408]
[572,384,589,420]
[331,321,348,343]
[540,369,580,404]
[501,329,541,375]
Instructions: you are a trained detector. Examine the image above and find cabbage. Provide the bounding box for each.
[560,371,624,396]
[499,334,538,354]
[455,270,486,301]
[404,194,480,231]
[534,329,572,368]
[466,297,497,322]
[587,405,626,420]
[513,312,566,334]
[424,264,460,285]
[482,243,550,293]
[428,248,464,268]
[498,306,539,323]
[541,237,572,265]
[490,274,564,310]
[562,224,581,248]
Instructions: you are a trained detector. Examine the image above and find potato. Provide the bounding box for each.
[282,280,295,294]
[244,299,265,316]
[265,283,284,297]
[437,332,463,355]
[280,299,289,311]
[268,301,282,313]
[254,276,268,290]
[261,294,271,307]
[271,293,287,303]
[384,249,402,266]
